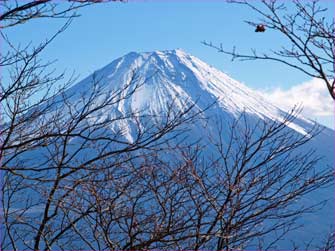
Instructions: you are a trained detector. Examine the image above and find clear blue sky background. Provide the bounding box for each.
[4,0,334,127]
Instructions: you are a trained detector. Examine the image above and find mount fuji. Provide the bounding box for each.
[61,49,333,153]
[9,49,334,250]
[60,49,333,247]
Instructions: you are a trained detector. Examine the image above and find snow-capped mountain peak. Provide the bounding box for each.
[68,49,317,137]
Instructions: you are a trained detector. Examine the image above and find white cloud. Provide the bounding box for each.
[260,78,334,117]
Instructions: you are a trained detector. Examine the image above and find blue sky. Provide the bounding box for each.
[5,0,334,128]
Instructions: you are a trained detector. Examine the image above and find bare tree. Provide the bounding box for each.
[1,1,333,250]
[182,109,333,250]
[18,108,329,250]
[0,1,199,249]
[1,53,201,249]
[203,0,335,99]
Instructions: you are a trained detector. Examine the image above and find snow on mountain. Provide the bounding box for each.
[66,49,321,137]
